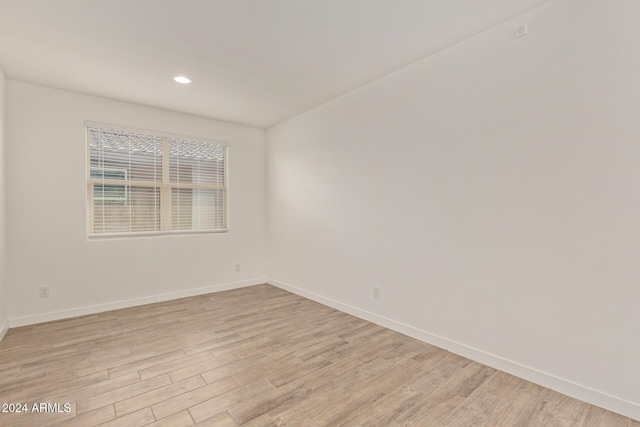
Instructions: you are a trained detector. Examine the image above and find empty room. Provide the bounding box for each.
[0,0,639,426]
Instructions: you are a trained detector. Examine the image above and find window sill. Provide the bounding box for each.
[88,229,229,240]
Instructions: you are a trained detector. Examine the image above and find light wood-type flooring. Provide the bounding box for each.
[0,284,637,426]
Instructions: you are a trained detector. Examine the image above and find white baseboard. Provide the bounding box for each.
[269,278,640,422]
[0,321,8,343]
[8,278,267,328]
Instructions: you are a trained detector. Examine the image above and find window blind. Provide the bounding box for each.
[87,126,227,237]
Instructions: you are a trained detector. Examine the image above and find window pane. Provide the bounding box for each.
[171,188,193,230]
[88,128,162,183]
[130,187,161,232]
[93,186,160,233]
[169,138,226,232]
[172,188,225,231]
[169,139,225,186]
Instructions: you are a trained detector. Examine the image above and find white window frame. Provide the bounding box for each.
[86,123,229,238]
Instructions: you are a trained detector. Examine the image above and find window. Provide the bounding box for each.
[87,125,227,237]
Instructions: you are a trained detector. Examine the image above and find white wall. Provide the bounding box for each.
[267,0,640,420]
[6,81,266,325]
[0,67,7,340]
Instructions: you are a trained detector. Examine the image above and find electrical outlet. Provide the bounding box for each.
[235,264,241,272]
[39,287,50,298]
[373,287,380,299]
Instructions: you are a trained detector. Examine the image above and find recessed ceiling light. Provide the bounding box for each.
[174,76,191,84]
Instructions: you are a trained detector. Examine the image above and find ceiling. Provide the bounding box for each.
[0,0,550,128]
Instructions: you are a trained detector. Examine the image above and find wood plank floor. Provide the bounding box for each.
[0,284,637,426]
